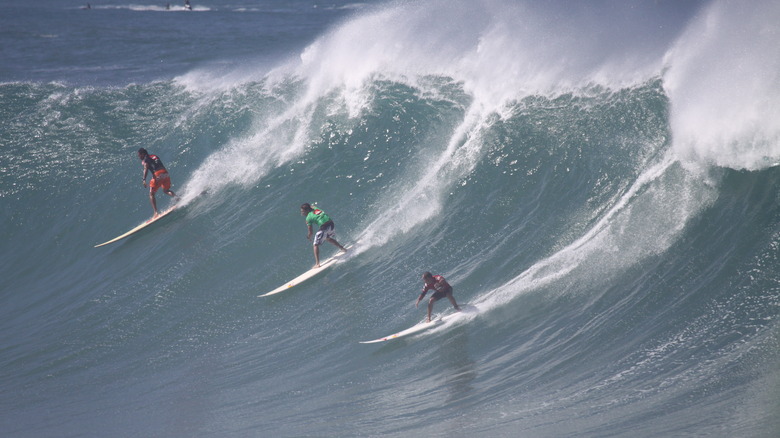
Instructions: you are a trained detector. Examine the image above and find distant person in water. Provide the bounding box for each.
[416,272,461,323]
[138,148,177,217]
[300,203,347,268]
[184,0,192,10]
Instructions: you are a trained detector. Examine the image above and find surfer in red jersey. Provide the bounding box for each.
[416,272,461,322]
[138,148,177,217]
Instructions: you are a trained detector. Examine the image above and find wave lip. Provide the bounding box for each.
[664,0,780,170]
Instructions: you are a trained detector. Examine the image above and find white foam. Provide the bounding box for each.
[475,150,718,312]
[664,0,780,170]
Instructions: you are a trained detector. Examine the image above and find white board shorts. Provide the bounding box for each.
[313,222,335,246]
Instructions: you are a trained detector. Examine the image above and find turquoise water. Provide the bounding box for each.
[2,1,779,437]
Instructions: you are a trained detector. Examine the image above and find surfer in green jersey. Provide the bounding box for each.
[300,203,347,268]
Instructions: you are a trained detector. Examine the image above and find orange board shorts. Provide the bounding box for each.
[149,169,171,193]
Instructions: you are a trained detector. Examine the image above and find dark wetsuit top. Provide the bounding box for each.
[142,154,167,173]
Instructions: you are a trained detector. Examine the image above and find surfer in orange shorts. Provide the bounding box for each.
[138,148,177,217]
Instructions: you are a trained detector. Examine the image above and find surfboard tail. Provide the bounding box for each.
[359,304,479,344]
[258,244,353,297]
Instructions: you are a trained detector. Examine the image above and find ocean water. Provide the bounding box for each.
[2,0,780,437]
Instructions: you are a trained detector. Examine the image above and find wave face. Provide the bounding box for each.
[2,0,779,436]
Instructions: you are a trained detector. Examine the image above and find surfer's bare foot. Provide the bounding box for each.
[313,264,321,269]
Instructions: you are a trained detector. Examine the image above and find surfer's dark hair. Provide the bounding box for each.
[300,203,313,212]
[422,272,433,279]
[138,148,148,156]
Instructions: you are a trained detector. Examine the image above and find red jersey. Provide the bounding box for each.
[422,275,451,295]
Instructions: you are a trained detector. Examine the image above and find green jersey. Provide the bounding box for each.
[305,207,331,227]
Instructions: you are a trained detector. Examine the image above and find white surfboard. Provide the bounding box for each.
[259,246,351,297]
[94,206,177,247]
[359,304,478,344]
